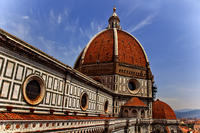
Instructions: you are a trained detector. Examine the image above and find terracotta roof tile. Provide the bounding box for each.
[152,99,176,120]
[118,30,146,67]
[84,29,114,64]
[74,29,147,70]
[195,120,200,124]
[0,112,115,120]
[179,126,190,133]
[123,97,147,107]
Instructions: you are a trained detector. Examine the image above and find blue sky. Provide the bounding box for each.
[0,0,200,110]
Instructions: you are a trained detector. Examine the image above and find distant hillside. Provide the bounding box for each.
[175,109,200,118]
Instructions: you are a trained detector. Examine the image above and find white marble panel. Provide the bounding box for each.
[77,99,79,108]
[57,95,61,106]
[16,65,24,80]
[48,77,53,89]
[73,98,76,108]
[0,58,3,70]
[54,79,58,90]
[77,88,80,96]
[65,97,68,107]
[69,97,72,107]
[1,81,10,98]
[123,86,125,91]
[5,61,15,78]
[52,93,56,105]
[12,84,20,100]
[74,87,76,96]
[26,68,33,77]
[42,74,47,82]
[70,86,73,94]
[59,81,63,92]
[46,92,50,104]
[123,78,126,83]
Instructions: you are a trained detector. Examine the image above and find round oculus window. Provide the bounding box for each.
[23,75,46,105]
[80,92,88,111]
[128,81,136,91]
[26,80,41,100]
[128,79,140,93]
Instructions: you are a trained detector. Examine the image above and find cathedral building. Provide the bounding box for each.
[0,8,181,133]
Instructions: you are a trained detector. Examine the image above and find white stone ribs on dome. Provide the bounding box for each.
[122,30,149,63]
[113,28,118,60]
[79,29,108,64]
[73,49,84,68]
[76,28,149,65]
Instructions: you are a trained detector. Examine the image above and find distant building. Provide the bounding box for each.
[0,8,181,133]
[194,121,200,132]
[179,126,191,133]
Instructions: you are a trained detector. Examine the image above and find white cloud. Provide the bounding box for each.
[64,9,69,17]
[6,22,33,43]
[128,13,157,33]
[49,9,69,24]
[37,35,83,67]
[57,14,62,24]
[123,4,139,18]
[79,20,105,40]
[118,0,161,12]
[38,36,56,55]
[22,16,29,20]
[64,18,79,32]
[49,10,56,24]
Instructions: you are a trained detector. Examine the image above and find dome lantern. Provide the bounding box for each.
[108,7,121,29]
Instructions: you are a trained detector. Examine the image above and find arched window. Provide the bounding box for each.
[124,109,128,117]
[141,110,145,118]
[132,109,137,118]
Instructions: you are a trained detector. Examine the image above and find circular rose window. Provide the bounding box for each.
[80,92,88,111]
[23,75,46,105]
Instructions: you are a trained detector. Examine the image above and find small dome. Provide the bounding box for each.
[152,99,176,120]
[123,97,147,107]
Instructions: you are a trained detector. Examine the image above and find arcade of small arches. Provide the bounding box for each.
[122,108,146,118]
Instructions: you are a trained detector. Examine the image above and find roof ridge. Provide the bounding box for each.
[123,97,147,107]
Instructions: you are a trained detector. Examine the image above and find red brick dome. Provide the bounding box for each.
[152,99,176,120]
[74,8,151,78]
[74,28,148,68]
